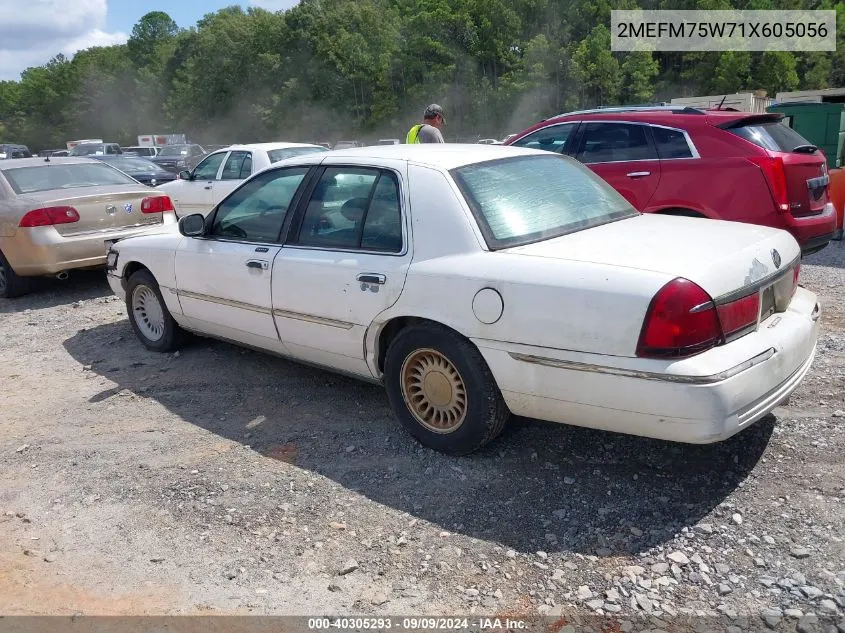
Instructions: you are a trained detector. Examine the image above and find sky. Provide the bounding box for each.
[0,0,300,81]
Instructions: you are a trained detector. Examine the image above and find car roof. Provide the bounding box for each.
[318,143,547,169]
[222,142,324,151]
[542,109,776,127]
[0,156,101,169]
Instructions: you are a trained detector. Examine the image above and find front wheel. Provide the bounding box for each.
[126,269,186,352]
[384,324,510,455]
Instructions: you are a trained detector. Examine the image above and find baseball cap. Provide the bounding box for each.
[424,104,445,120]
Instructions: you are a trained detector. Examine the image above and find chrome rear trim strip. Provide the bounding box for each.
[508,348,776,385]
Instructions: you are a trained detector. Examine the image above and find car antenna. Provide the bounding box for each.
[716,95,727,110]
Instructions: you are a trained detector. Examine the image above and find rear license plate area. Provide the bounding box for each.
[760,285,776,322]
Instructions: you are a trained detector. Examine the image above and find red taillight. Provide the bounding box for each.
[749,156,789,213]
[141,195,175,214]
[19,206,80,227]
[636,278,722,359]
[716,293,760,338]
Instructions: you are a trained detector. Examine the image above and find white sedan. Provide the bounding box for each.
[105,144,820,455]
[157,142,328,217]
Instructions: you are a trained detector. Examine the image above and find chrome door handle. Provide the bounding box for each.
[626,171,651,178]
[357,273,386,284]
[246,260,269,270]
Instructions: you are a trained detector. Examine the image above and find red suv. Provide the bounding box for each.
[505,107,836,254]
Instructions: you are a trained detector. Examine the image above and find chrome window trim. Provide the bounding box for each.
[574,120,701,165]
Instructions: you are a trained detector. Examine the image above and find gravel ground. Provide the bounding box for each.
[0,241,843,631]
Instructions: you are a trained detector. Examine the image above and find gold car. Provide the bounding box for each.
[0,157,177,298]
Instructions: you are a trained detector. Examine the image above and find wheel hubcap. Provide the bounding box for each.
[400,348,467,433]
[132,284,165,341]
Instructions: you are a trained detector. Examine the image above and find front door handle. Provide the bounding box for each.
[626,171,651,178]
[204,185,212,190]
[357,273,386,285]
[246,260,269,270]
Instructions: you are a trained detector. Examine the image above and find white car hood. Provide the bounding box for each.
[503,214,800,299]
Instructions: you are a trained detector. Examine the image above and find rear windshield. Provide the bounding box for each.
[2,163,138,194]
[451,154,638,249]
[267,146,328,163]
[728,120,815,153]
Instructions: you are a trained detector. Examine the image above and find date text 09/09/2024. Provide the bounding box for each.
[307,618,528,630]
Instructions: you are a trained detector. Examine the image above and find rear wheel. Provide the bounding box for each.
[126,269,186,352]
[384,324,510,455]
[0,251,30,299]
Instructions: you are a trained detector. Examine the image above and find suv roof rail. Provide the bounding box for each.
[551,105,707,117]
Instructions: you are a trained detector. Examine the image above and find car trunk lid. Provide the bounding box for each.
[503,214,801,310]
[20,186,165,236]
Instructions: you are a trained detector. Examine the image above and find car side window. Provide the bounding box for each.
[294,167,402,252]
[221,151,250,180]
[209,167,310,243]
[577,123,658,163]
[651,126,695,159]
[510,123,577,154]
[194,152,226,180]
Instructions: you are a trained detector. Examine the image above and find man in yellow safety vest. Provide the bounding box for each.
[406,104,446,143]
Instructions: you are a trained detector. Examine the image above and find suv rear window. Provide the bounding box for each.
[451,154,638,249]
[728,120,814,153]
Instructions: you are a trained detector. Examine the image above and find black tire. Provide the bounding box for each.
[0,250,30,299]
[125,269,186,352]
[383,323,510,455]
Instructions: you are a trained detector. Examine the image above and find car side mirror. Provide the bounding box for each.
[178,213,206,237]
[179,170,193,181]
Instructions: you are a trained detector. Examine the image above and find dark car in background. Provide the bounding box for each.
[150,144,206,173]
[122,146,159,158]
[90,155,178,186]
[0,144,33,159]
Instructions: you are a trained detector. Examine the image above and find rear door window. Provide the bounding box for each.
[651,127,695,159]
[728,120,815,153]
[576,123,658,163]
[221,151,250,180]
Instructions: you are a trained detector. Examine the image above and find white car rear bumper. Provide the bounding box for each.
[475,287,821,444]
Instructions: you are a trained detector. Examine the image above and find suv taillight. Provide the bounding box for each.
[141,195,175,214]
[19,206,80,227]
[748,156,789,213]
[637,278,722,358]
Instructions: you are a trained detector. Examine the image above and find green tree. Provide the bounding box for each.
[753,51,799,96]
[710,51,752,94]
[572,24,621,107]
[127,11,180,68]
[620,52,659,104]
